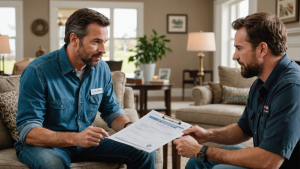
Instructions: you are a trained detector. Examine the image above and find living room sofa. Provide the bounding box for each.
[176,66,256,148]
[0,72,163,169]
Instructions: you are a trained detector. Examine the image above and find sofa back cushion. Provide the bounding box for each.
[219,66,256,88]
[111,71,126,108]
[209,66,256,104]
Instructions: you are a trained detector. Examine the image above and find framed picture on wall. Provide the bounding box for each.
[158,68,171,80]
[276,0,299,23]
[167,14,187,34]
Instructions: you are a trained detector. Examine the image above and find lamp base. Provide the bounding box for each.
[198,51,205,86]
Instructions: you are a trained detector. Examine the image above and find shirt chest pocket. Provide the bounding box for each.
[259,109,270,129]
[49,100,71,124]
[89,95,101,118]
[247,107,256,133]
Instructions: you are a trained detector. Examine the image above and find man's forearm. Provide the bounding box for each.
[207,123,251,145]
[206,147,284,169]
[26,127,77,147]
[110,114,130,132]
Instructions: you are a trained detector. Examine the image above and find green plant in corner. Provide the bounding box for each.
[128,29,172,67]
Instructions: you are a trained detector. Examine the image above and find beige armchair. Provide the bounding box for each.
[12,58,35,75]
[0,71,163,169]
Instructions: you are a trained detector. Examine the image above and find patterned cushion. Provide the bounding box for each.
[0,90,19,141]
[222,86,249,105]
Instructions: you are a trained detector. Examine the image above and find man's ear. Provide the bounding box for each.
[257,42,268,58]
[69,33,78,47]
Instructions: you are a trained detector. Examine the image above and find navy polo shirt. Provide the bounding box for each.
[238,54,300,169]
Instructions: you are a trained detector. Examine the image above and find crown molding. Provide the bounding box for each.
[287,27,300,34]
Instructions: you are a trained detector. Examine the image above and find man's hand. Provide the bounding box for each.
[74,126,109,148]
[173,135,202,158]
[183,125,209,144]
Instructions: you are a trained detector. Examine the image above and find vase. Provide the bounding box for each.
[140,63,156,83]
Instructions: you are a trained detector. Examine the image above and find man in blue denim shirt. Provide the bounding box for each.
[14,8,156,169]
[174,13,300,169]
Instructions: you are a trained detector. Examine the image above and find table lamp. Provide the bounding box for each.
[187,31,216,86]
[0,35,11,75]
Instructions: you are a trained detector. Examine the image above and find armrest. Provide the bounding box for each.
[192,86,213,106]
[124,108,139,122]
[124,87,135,109]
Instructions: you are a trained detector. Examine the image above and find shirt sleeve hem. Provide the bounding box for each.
[19,123,42,146]
[104,109,126,128]
[237,120,252,137]
[259,140,292,159]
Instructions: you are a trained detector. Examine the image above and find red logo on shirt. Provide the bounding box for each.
[263,105,269,111]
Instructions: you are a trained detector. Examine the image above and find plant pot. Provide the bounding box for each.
[140,63,156,83]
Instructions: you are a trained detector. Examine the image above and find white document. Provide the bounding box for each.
[108,110,192,153]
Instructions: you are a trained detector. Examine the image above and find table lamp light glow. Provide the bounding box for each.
[0,35,11,75]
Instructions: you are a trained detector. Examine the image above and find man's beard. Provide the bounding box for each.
[239,52,263,78]
[77,41,103,67]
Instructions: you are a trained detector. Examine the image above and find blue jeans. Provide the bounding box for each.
[17,138,156,169]
[185,144,248,169]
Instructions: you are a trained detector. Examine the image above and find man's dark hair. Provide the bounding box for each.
[232,12,287,56]
[64,8,110,45]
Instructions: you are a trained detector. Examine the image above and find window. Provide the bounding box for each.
[50,1,143,74]
[0,1,23,74]
[228,0,249,68]
[213,0,257,81]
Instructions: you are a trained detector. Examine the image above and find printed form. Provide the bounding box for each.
[108,110,192,153]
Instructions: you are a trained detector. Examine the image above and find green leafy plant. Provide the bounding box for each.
[128,29,172,67]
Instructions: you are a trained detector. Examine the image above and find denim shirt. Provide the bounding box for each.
[14,45,125,150]
[238,54,300,169]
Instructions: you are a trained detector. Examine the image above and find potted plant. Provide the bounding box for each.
[128,29,172,83]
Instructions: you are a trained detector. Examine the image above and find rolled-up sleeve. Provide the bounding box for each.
[259,83,300,159]
[17,66,46,145]
[99,72,126,128]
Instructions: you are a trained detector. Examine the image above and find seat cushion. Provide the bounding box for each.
[176,104,246,126]
[0,148,125,169]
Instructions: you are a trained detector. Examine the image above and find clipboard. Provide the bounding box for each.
[162,114,182,125]
[108,110,192,153]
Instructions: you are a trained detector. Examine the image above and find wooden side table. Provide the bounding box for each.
[182,70,213,100]
[125,83,173,169]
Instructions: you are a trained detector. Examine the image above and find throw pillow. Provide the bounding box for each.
[0,90,19,141]
[222,85,249,105]
[208,82,222,103]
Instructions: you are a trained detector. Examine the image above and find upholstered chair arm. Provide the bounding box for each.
[192,86,213,106]
[124,87,135,109]
[123,108,139,122]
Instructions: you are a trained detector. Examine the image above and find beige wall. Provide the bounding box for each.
[21,0,214,88]
[23,0,49,57]
[257,0,300,29]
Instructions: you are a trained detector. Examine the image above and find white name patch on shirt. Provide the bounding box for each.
[91,88,103,95]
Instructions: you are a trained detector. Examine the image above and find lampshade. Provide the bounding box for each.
[187,32,216,51]
[0,35,11,54]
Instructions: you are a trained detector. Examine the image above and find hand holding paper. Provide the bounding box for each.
[108,110,191,152]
